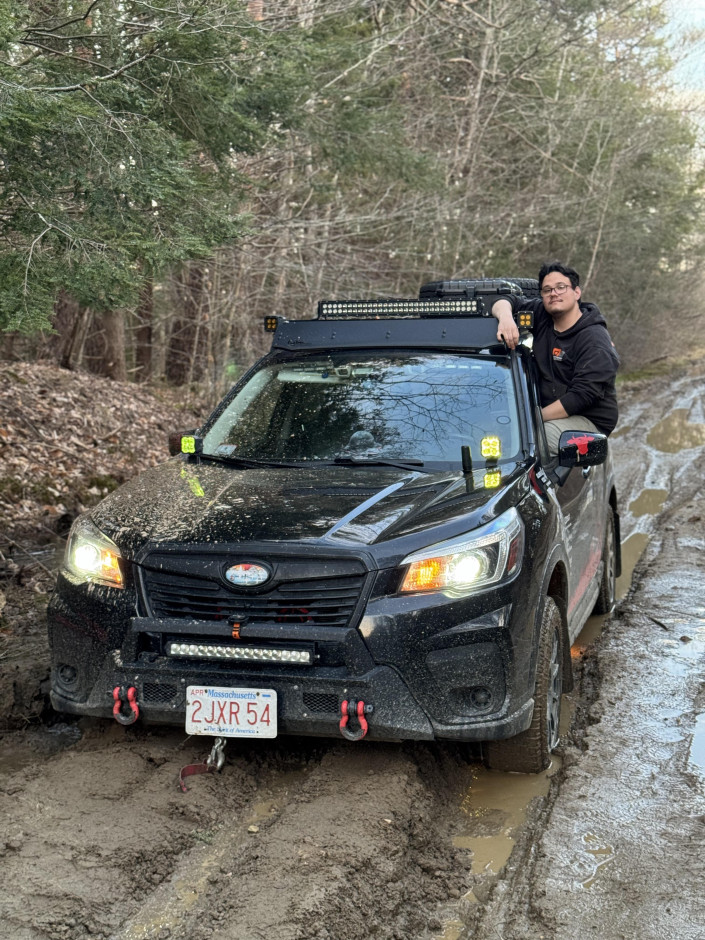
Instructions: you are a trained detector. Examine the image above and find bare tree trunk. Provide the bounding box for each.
[101,309,128,381]
[165,265,210,386]
[583,157,618,293]
[59,302,92,371]
[83,309,127,381]
[134,279,154,383]
[0,332,17,361]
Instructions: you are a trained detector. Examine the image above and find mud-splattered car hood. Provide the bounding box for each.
[90,457,524,558]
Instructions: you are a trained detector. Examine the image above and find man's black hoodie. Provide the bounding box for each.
[509,296,620,435]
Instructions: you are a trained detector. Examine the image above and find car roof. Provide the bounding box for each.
[269,316,502,353]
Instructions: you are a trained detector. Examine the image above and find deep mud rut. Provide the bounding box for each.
[2,359,705,940]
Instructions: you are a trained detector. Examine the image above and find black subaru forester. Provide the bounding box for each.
[48,278,620,773]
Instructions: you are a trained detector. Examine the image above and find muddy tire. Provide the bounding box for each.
[592,507,616,615]
[484,597,562,774]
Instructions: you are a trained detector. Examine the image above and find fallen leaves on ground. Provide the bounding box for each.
[0,361,209,544]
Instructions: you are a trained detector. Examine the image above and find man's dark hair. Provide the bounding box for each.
[538,261,580,290]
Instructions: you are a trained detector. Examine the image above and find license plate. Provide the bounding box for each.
[185,686,277,738]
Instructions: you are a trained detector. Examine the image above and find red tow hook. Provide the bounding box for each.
[339,699,373,741]
[112,686,139,726]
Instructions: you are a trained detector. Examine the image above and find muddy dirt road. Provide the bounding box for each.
[1,360,704,940]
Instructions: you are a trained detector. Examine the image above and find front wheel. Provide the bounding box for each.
[484,597,563,773]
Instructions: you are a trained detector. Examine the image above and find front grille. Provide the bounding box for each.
[303,692,339,714]
[142,570,366,629]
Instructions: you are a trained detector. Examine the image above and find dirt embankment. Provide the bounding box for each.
[0,361,204,726]
[1,357,704,940]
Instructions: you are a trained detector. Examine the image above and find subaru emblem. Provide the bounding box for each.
[225,563,270,587]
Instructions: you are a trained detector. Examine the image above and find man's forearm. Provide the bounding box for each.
[542,400,569,421]
[491,299,518,348]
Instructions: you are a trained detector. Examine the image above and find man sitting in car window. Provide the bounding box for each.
[492,261,619,454]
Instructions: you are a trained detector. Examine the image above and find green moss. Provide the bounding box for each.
[0,475,58,503]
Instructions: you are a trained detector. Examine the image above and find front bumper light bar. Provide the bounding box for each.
[167,642,312,665]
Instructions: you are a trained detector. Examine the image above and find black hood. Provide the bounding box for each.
[91,457,526,562]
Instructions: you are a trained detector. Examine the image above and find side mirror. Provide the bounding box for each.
[558,430,608,468]
[168,430,199,456]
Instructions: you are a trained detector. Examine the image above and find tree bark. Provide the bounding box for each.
[134,279,154,384]
[165,264,210,386]
[83,309,127,381]
[101,309,128,381]
[57,300,91,371]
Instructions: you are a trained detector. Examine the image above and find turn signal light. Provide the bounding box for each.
[400,558,446,593]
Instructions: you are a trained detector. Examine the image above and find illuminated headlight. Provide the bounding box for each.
[400,507,524,596]
[65,516,124,588]
[168,643,312,665]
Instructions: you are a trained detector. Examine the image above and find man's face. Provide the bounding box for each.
[540,270,581,318]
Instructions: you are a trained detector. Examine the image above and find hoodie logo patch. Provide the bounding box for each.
[552,347,565,361]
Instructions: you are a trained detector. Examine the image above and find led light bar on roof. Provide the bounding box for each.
[168,642,312,665]
[317,299,485,320]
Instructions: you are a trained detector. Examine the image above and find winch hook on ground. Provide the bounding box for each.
[178,736,228,793]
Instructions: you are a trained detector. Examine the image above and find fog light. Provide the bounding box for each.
[470,687,492,708]
[57,664,78,686]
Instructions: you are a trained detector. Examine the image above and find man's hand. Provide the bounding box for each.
[491,299,519,349]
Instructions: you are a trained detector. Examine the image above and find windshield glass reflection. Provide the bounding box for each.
[203,351,519,466]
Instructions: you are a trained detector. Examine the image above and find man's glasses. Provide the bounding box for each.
[540,283,572,296]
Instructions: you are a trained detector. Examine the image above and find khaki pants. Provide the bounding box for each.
[544,416,601,455]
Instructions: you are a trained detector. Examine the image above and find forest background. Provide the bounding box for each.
[1,0,704,396]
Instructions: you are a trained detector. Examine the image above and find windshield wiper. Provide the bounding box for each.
[200,454,304,469]
[333,456,428,473]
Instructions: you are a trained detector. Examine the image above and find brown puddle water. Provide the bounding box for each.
[452,758,560,884]
[616,532,650,600]
[646,409,705,453]
[628,488,668,517]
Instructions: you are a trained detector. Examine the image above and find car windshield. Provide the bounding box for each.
[202,351,521,466]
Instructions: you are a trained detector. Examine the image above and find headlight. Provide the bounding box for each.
[65,517,124,588]
[400,507,523,596]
